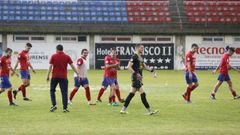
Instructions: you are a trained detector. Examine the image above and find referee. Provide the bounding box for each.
[120,44,158,115]
[46,45,79,113]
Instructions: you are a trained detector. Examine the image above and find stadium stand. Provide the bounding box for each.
[0,0,240,34]
[184,0,240,23]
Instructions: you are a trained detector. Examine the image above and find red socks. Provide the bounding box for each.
[115,88,122,102]
[85,87,91,101]
[108,96,115,103]
[8,91,13,103]
[186,86,192,101]
[69,88,78,101]
[97,88,105,100]
[19,84,26,98]
[191,85,198,92]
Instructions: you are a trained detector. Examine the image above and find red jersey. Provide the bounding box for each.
[0,56,11,76]
[18,50,30,70]
[49,51,73,79]
[185,51,196,72]
[219,53,230,74]
[104,55,119,78]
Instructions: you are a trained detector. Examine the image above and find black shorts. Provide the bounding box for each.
[131,74,143,89]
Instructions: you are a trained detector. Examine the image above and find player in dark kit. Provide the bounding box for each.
[0,48,19,106]
[46,45,80,113]
[210,46,240,100]
[13,43,36,101]
[182,44,199,103]
[120,44,158,115]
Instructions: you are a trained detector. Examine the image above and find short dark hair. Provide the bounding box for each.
[26,43,32,47]
[110,47,116,51]
[81,48,88,54]
[56,44,63,51]
[135,44,143,48]
[191,43,198,48]
[5,48,12,53]
[226,46,235,52]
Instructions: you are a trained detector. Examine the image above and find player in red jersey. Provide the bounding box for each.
[96,48,124,106]
[68,49,96,105]
[182,44,199,103]
[13,43,36,101]
[0,48,19,106]
[210,46,240,100]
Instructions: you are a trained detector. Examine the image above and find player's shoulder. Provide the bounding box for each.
[77,57,84,62]
[129,53,138,62]
[104,55,111,60]
[132,53,138,59]
[186,51,193,56]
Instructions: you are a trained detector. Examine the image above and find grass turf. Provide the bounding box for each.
[0,70,240,135]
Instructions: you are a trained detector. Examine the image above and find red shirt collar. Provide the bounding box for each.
[57,51,64,54]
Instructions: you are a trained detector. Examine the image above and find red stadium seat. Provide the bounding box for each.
[184,0,240,24]
[126,0,172,23]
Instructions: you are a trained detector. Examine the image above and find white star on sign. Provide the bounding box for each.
[165,58,171,63]
[150,58,155,63]
[165,66,169,69]
[143,58,148,63]
[157,58,163,63]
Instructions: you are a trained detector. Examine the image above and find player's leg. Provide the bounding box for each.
[97,77,108,102]
[139,87,158,115]
[226,80,240,99]
[16,70,31,101]
[50,78,58,112]
[1,76,17,106]
[96,78,108,102]
[59,78,69,112]
[191,73,199,92]
[183,72,193,103]
[68,77,80,104]
[115,80,124,103]
[83,78,96,105]
[110,83,119,106]
[8,88,17,106]
[210,81,222,100]
[108,85,115,104]
[211,74,224,100]
[120,87,137,113]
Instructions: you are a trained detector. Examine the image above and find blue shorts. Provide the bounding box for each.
[74,77,89,88]
[185,72,198,84]
[102,77,118,88]
[0,76,12,90]
[20,70,31,80]
[218,74,231,82]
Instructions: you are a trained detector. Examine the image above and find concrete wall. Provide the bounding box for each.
[6,34,90,69]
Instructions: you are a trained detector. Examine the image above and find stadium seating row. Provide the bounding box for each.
[184,0,240,23]
[0,0,172,23]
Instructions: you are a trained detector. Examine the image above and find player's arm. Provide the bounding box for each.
[13,60,19,71]
[46,64,53,82]
[29,63,36,74]
[186,54,193,79]
[106,63,118,68]
[116,60,121,70]
[212,63,220,74]
[127,61,135,74]
[143,63,154,72]
[70,63,80,77]
[10,66,19,77]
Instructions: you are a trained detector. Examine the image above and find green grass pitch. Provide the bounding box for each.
[0,70,240,135]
